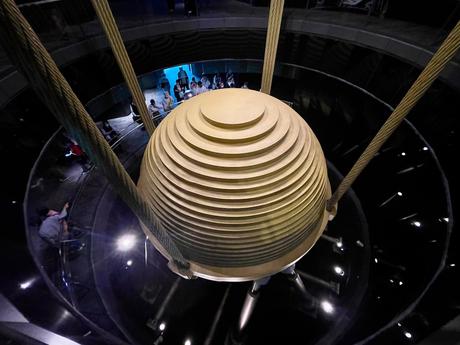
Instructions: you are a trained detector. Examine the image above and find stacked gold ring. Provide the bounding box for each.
[138,88,331,281]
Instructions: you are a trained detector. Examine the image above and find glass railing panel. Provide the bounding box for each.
[22,59,453,345]
[23,91,179,341]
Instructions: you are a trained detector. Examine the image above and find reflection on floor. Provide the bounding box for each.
[23,74,453,345]
[89,154,369,345]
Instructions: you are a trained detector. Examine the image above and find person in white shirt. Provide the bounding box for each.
[162,91,174,112]
[190,82,198,96]
[201,75,210,89]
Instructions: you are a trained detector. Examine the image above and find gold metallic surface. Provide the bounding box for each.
[138,89,331,281]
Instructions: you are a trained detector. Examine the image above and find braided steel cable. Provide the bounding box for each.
[261,0,284,94]
[327,20,460,213]
[0,0,191,277]
[90,0,155,135]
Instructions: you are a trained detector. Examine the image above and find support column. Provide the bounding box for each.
[260,0,285,94]
[91,0,156,135]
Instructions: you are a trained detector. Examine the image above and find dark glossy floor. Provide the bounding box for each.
[6,63,457,345]
[89,159,368,345]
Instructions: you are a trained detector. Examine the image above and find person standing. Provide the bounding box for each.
[226,71,235,88]
[178,67,189,89]
[212,73,221,89]
[158,73,171,94]
[38,202,70,246]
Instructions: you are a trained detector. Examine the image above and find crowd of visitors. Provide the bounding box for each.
[130,68,249,127]
[173,68,245,102]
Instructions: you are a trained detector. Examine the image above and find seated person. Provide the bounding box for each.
[196,81,208,95]
[162,91,174,112]
[174,80,185,101]
[201,74,210,89]
[101,120,119,141]
[148,99,163,126]
[190,82,198,96]
[66,141,91,172]
[148,99,161,117]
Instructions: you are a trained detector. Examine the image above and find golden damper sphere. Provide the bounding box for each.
[137,88,331,281]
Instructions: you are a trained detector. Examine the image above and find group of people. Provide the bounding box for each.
[173,67,243,102]
[130,91,174,126]
[130,68,249,127]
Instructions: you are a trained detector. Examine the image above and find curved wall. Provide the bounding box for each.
[1,10,460,108]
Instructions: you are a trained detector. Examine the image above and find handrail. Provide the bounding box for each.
[110,105,180,150]
[23,135,130,345]
[18,0,62,8]
[22,60,452,345]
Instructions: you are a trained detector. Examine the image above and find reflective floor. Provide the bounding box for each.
[20,63,455,345]
[88,159,368,345]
